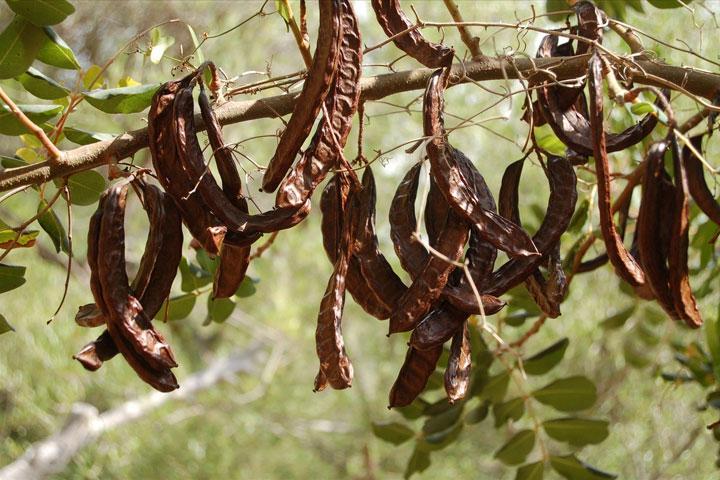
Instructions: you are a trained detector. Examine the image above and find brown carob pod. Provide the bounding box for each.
[388,345,443,408]
[573,1,606,56]
[263,0,342,192]
[424,68,539,258]
[588,52,649,294]
[668,137,703,328]
[535,35,663,157]
[444,321,471,404]
[315,174,355,390]
[371,0,454,68]
[684,135,720,226]
[73,330,118,372]
[148,79,226,255]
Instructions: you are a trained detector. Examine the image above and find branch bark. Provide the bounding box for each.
[1,54,719,193]
[0,343,266,480]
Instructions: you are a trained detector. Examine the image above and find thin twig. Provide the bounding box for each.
[0,87,62,163]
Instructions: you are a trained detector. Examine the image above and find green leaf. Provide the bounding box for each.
[522,338,569,376]
[404,447,431,479]
[371,421,415,445]
[464,401,489,425]
[15,67,69,99]
[600,306,635,330]
[157,293,196,321]
[543,418,609,446]
[274,0,292,29]
[544,0,570,22]
[235,276,257,298]
[422,403,463,435]
[706,305,720,382]
[567,199,589,234]
[65,170,106,206]
[397,397,430,420]
[550,455,617,480]
[647,0,693,8]
[516,461,544,480]
[82,65,104,90]
[196,249,218,275]
[179,257,212,292]
[149,30,175,64]
[494,429,535,466]
[0,264,26,294]
[207,295,236,323]
[532,376,597,412]
[83,83,161,114]
[0,103,62,136]
[630,101,656,115]
[493,397,525,427]
[535,126,566,156]
[37,199,68,253]
[0,16,45,79]
[186,24,204,64]
[5,0,75,26]
[63,127,115,145]
[36,27,80,70]
[479,371,510,403]
[0,228,38,248]
[418,422,463,451]
[0,314,14,335]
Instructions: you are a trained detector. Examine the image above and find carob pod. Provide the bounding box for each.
[94,179,178,391]
[668,136,703,328]
[371,0,454,68]
[588,52,651,298]
[388,345,443,408]
[423,68,539,258]
[148,79,226,255]
[315,173,355,390]
[637,141,680,319]
[444,321,471,404]
[683,135,720,226]
[263,0,343,192]
[535,35,664,157]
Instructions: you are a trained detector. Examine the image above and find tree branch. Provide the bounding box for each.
[1,54,719,193]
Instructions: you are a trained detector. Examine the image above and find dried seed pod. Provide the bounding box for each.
[263,0,343,192]
[573,1,606,56]
[668,136,703,328]
[75,303,104,328]
[683,135,720,226]
[73,330,117,372]
[371,0,454,68]
[444,321,471,404]
[423,68,539,258]
[388,345,443,408]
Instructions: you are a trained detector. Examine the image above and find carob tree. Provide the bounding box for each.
[1,0,720,478]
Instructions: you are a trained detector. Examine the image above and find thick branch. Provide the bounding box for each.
[1,55,719,192]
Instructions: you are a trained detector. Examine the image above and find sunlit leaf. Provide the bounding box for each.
[149,30,175,64]
[0,16,45,79]
[522,338,569,375]
[494,429,535,466]
[83,83,161,114]
[5,0,75,26]
[542,418,609,446]
[0,103,63,135]
[371,421,415,445]
[186,24,204,64]
[550,455,617,480]
[117,76,141,88]
[532,376,597,412]
[36,27,80,70]
[82,65,104,90]
[274,0,292,30]
[0,264,26,294]
[15,147,38,163]
[0,229,38,248]
[37,199,68,253]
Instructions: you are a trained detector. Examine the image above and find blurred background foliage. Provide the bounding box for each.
[1,1,719,478]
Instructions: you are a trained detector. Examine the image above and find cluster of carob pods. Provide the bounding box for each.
[72,1,719,407]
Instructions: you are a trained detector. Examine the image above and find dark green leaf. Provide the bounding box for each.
[64,170,105,206]
[522,338,569,375]
[179,257,212,292]
[0,104,62,135]
[235,276,257,297]
[550,455,617,480]
[423,398,452,417]
[0,314,14,335]
[464,401,489,425]
[0,155,27,169]
[63,127,115,145]
[207,295,236,323]
[494,429,535,466]
[425,370,444,391]
[422,403,463,435]
[600,306,635,330]
[36,27,80,69]
[418,422,463,451]
[15,67,68,99]
[5,0,75,26]
[532,376,597,412]
[371,421,415,445]
[83,83,161,114]
[0,16,45,79]
[544,0,571,22]
[567,199,589,234]
[543,418,609,446]
[37,199,68,253]
[397,397,430,420]
[493,397,525,427]
[196,249,218,275]
[479,371,510,403]
[0,264,26,294]
[516,461,544,480]
[403,447,431,479]
[156,293,196,321]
